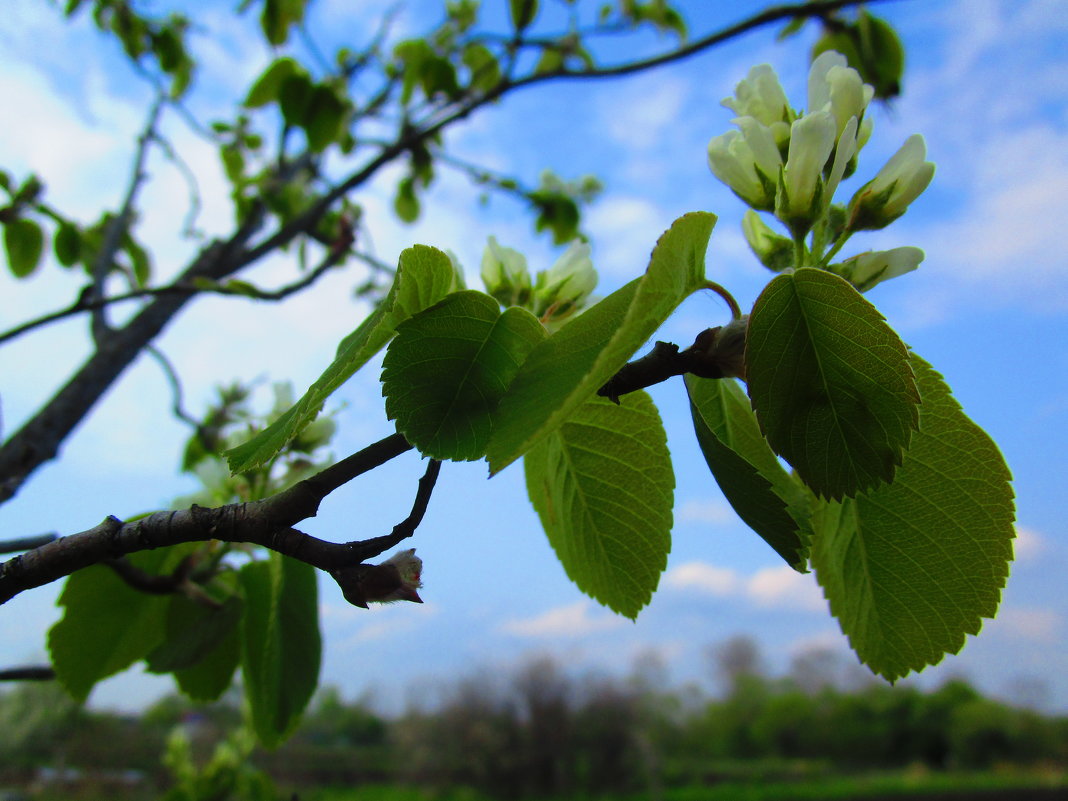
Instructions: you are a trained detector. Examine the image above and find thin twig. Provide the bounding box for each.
[145,345,200,430]
[88,92,166,343]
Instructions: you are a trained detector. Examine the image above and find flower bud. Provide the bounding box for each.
[481,236,532,307]
[533,240,597,323]
[775,110,837,236]
[742,211,794,272]
[722,63,794,147]
[834,246,924,291]
[847,134,935,230]
[707,118,781,211]
[808,51,874,143]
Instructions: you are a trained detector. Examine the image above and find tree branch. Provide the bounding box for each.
[0,0,881,507]
[0,665,56,682]
[0,533,58,555]
[0,432,413,605]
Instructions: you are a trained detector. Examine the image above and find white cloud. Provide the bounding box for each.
[664,562,739,596]
[987,607,1061,644]
[665,560,826,612]
[499,600,626,638]
[1013,525,1049,562]
[677,498,735,525]
[599,73,688,152]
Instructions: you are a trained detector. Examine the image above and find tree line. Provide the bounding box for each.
[2,638,1065,800]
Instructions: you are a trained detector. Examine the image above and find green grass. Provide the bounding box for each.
[303,768,1068,801]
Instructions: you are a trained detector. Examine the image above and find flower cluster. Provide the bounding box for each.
[481,237,597,326]
[708,52,934,291]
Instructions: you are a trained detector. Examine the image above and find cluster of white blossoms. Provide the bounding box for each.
[708,51,934,291]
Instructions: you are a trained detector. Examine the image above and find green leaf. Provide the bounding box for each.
[240,554,321,748]
[383,291,546,461]
[4,218,44,278]
[487,211,716,474]
[393,177,420,223]
[509,0,539,31]
[145,593,242,673]
[811,354,1015,681]
[524,392,673,618]
[305,85,347,152]
[173,611,241,702]
[278,72,314,127]
[53,223,81,267]
[461,42,500,92]
[745,267,919,499]
[124,234,151,286]
[48,548,185,701]
[685,375,810,570]
[226,245,459,473]
[244,57,300,108]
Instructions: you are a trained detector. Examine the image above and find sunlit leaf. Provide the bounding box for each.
[811,354,1015,681]
[524,392,673,619]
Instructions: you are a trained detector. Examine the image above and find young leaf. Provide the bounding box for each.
[810,354,1015,681]
[244,57,300,108]
[487,211,716,474]
[53,222,81,267]
[4,218,44,278]
[47,548,185,701]
[145,593,242,673]
[240,554,321,748]
[226,245,459,473]
[509,0,539,31]
[382,291,546,460]
[685,375,810,570]
[305,85,347,152]
[524,392,673,619]
[746,268,919,499]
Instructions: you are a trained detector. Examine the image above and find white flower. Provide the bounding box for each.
[707,117,782,210]
[825,116,859,202]
[836,246,925,291]
[481,236,531,307]
[808,51,875,142]
[848,134,935,229]
[722,63,793,143]
[776,110,837,233]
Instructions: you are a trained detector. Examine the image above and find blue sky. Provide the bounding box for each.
[1,0,1066,714]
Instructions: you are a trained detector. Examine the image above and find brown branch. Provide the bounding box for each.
[598,318,749,403]
[0,432,413,606]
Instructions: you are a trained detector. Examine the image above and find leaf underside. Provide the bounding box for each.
[524,392,674,619]
[686,375,810,570]
[811,354,1015,681]
[382,290,546,460]
[746,267,920,499]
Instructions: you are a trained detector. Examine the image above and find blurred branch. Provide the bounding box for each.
[0,533,58,555]
[0,665,55,681]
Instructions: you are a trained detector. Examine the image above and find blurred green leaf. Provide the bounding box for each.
[48,547,188,701]
[240,554,320,748]
[53,222,81,267]
[4,218,44,278]
[245,57,300,108]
